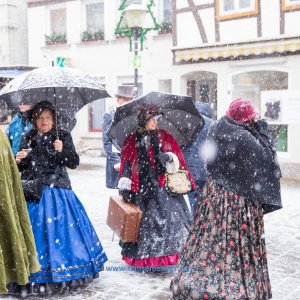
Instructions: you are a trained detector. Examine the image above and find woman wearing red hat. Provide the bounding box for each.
[171,98,282,299]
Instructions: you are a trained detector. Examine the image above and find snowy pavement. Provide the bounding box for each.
[4,155,300,300]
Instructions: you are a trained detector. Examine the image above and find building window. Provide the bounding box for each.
[124,0,142,7]
[231,70,289,152]
[217,0,258,20]
[162,0,172,23]
[88,100,106,132]
[50,8,66,34]
[282,0,300,11]
[86,2,104,34]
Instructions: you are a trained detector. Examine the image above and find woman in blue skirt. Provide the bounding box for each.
[13,101,107,296]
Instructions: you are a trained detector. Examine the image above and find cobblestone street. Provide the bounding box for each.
[4,156,300,300]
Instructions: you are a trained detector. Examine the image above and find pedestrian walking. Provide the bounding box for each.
[0,128,40,294]
[183,102,214,218]
[6,104,33,156]
[171,98,282,299]
[118,104,196,267]
[102,85,133,188]
[12,101,107,296]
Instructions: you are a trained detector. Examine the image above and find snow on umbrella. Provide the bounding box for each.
[108,91,205,149]
[0,66,110,131]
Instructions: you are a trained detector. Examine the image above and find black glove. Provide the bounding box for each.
[158,152,173,163]
[119,190,133,203]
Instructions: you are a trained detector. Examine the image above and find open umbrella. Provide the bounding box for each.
[107,91,204,149]
[0,66,110,131]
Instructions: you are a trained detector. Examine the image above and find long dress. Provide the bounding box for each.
[170,116,281,300]
[10,128,107,295]
[120,129,194,267]
[170,180,272,299]
[0,129,40,293]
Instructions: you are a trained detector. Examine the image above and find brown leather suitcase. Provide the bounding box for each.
[106,195,142,243]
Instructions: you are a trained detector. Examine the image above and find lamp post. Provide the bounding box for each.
[123,4,147,98]
[115,0,160,99]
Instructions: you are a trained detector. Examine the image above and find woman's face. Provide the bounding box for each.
[36,109,54,133]
[145,115,159,131]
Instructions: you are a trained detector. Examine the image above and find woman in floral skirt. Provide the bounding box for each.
[171,98,282,299]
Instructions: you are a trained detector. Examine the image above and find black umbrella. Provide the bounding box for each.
[0,66,110,132]
[108,91,204,149]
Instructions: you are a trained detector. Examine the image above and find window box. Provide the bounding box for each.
[115,32,128,39]
[81,30,105,42]
[45,33,67,46]
[158,22,172,34]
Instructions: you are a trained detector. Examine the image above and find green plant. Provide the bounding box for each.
[45,32,67,44]
[159,22,172,33]
[81,29,104,42]
[115,27,129,39]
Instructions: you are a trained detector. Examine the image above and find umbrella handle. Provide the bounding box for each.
[53,87,59,139]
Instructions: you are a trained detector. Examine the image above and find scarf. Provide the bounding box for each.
[136,129,166,198]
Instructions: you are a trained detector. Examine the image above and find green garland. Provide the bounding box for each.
[115,0,160,51]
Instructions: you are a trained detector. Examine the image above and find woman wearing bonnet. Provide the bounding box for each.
[118,104,196,268]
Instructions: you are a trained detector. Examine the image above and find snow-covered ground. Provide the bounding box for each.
[4,155,300,300]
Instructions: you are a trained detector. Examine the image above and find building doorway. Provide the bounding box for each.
[185,71,217,119]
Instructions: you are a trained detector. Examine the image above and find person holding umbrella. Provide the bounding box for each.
[12,101,107,296]
[171,98,282,299]
[118,104,196,268]
[0,128,40,294]
[6,103,33,156]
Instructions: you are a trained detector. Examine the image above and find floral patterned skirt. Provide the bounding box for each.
[170,180,272,300]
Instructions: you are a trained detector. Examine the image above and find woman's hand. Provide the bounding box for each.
[16,150,29,164]
[54,139,63,152]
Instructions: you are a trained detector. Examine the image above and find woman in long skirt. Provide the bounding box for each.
[12,101,107,296]
[118,104,195,267]
[171,98,282,299]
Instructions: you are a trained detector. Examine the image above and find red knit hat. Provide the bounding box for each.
[226,98,257,123]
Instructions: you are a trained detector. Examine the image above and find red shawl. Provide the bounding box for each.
[119,129,196,192]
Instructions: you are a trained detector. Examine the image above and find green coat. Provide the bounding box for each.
[0,129,40,293]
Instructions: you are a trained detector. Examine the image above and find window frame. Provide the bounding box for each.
[158,0,173,24]
[46,3,67,37]
[282,0,300,11]
[87,78,106,133]
[50,7,67,35]
[216,0,258,21]
[85,1,105,34]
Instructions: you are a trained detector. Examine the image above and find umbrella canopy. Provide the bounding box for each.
[108,91,204,149]
[0,66,110,131]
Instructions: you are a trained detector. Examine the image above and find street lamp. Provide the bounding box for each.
[115,0,160,98]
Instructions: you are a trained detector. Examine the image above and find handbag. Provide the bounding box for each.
[106,195,142,243]
[21,178,43,201]
[165,170,192,196]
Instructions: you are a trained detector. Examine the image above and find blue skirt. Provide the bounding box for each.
[26,187,107,284]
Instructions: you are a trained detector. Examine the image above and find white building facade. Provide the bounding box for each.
[26,0,300,179]
[0,0,28,65]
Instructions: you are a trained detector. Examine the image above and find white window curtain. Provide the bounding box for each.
[86,3,104,33]
[50,8,66,34]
